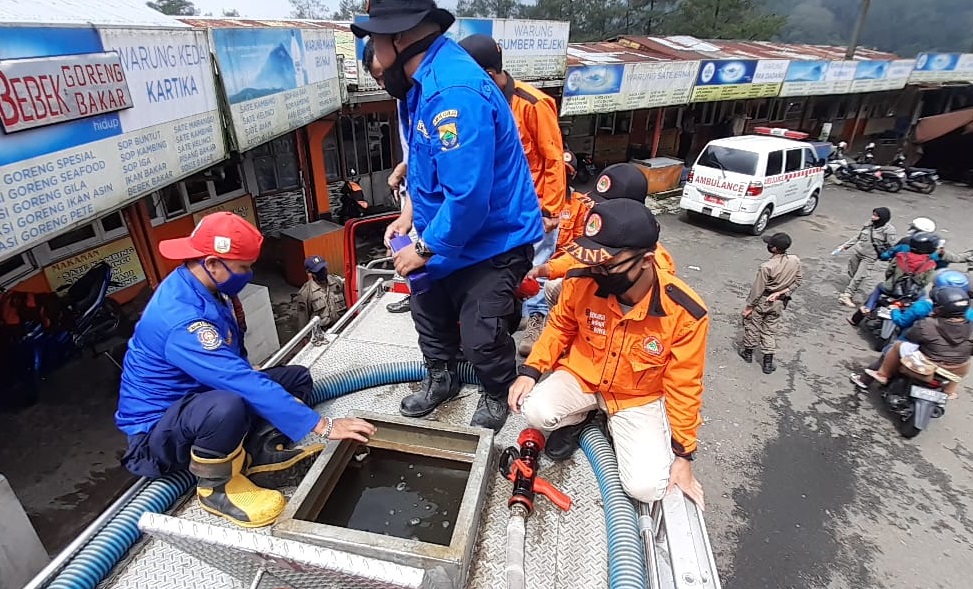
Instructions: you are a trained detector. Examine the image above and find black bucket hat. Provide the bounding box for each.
[350,0,455,37]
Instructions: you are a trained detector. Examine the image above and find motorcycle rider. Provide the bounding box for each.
[850,269,973,390]
[848,232,939,326]
[891,217,936,247]
[863,286,973,399]
[115,212,375,528]
[837,207,896,308]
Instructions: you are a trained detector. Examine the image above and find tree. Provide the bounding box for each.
[289,0,329,19]
[145,0,199,16]
[221,8,241,16]
[455,0,523,19]
[331,0,367,20]
[669,0,785,40]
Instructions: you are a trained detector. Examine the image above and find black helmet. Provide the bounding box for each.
[909,231,939,255]
[933,286,970,318]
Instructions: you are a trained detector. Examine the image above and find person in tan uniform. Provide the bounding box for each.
[740,233,803,374]
[296,256,347,327]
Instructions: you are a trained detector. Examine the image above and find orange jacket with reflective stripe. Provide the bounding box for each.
[556,191,595,252]
[522,270,708,456]
[547,243,677,280]
[507,77,567,219]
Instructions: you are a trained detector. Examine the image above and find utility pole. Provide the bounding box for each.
[844,0,871,59]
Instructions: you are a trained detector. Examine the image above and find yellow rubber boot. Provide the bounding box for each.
[189,444,286,528]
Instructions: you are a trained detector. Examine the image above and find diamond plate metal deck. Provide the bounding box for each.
[99,295,609,589]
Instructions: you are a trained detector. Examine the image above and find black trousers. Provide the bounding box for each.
[411,245,533,398]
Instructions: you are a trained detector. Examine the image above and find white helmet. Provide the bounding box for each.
[838,141,847,149]
[865,142,876,150]
[910,217,936,233]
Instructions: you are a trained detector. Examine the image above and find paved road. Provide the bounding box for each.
[661,181,973,589]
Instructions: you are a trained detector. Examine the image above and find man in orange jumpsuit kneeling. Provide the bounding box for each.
[508,199,708,507]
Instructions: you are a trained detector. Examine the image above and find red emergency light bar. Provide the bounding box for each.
[753,127,809,140]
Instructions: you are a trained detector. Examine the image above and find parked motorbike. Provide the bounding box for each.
[575,153,597,184]
[3,261,129,409]
[338,169,370,224]
[858,144,905,193]
[890,152,939,194]
[825,144,850,181]
[881,364,959,438]
[846,163,883,192]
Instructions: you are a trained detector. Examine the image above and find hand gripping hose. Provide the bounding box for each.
[580,423,648,589]
[43,361,480,589]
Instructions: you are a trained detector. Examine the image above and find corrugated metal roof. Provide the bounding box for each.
[176,17,349,31]
[615,35,899,62]
[0,0,188,27]
[567,42,668,65]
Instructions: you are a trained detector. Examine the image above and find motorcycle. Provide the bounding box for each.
[3,261,129,408]
[890,152,939,194]
[846,162,883,192]
[574,153,597,184]
[881,363,959,438]
[825,146,850,181]
[859,287,922,351]
[857,144,904,193]
[338,169,371,224]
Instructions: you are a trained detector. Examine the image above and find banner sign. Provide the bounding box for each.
[0,52,134,133]
[44,235,145,295]
[0,27,226,262]
[779,60,858,97]
[352,17,569,90]
[560,61,700,116]
[849,59,915,93]
[690,59,788,102]
[908,53,973,84]
[211,27,342,152]
[193,194,256,226]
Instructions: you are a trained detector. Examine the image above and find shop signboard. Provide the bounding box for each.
[690,59,789,102]
[0,27,226,262]
[351,17,569,89]
[193,194,256,227]
[779,60,858,97]
[908,53,973,84]
[560,61,700,116]
[210,27,342,152]
[849,59,915,93]
[43,235,145,294]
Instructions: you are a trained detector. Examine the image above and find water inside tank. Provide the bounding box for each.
[313,446,471,546]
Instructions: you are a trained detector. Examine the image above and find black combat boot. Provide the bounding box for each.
[847,309,865,326]
[400,359,461,418]
[386,295,411,313]
[244,422,324,489]
[470,393,509,432]
[738,348,754,363]
[762,354,776,374]
[544,411,598,461]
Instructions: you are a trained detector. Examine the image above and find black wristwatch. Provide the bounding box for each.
[415,240,434,258]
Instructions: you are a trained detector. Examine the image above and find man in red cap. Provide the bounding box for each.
[115,212,375,528]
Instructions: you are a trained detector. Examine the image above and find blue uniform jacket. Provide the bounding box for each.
[892,298,973,331]
[881,244,947,269]
[115,266,320,442]
[405,35,543,279]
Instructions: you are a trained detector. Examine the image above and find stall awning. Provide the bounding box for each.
[915,107,973,143]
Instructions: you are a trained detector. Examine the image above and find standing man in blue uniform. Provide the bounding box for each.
[352,0,543,432]
[115,212,375,528]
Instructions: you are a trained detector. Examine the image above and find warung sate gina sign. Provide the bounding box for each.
[0,52,134,133]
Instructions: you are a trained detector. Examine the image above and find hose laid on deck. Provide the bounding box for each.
[580,423,648,589]
[43,361,479,589]
[505,506,528,589]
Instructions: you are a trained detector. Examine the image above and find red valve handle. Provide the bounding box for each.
[534,476,572,511]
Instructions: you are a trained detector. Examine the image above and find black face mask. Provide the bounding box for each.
[592,257,645,298]
[383,33,440,100]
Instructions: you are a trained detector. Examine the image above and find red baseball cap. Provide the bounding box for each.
[159,212,263,261]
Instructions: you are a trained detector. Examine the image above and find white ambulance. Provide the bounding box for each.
[679,128,826,235]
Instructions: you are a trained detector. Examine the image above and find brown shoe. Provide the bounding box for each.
[518,313,546,357]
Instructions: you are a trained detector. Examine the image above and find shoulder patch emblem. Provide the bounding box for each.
[432,109,458,126]
[188,321,223,351]
[643,336,664,356]
[438,122,458,150]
